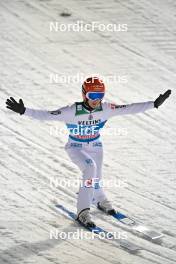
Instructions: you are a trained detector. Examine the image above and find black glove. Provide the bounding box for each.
[6,97,26,115]
[154,89,171,108]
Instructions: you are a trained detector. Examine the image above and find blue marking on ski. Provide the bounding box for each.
[55,204,142,253]
[112,212,136,225]
[56,204,111,234]
[107,210,163,241]
[56,204,76,220]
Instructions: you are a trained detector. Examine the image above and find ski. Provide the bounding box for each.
[55,204,142,253]
[100,208,163,242]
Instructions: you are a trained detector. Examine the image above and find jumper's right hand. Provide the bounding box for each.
[6,97,26,115]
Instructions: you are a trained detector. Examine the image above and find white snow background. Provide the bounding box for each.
[0,0,176,263]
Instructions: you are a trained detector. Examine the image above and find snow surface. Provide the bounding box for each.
[0,0,176,263]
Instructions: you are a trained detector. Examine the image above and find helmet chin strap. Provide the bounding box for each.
[83,98,94,111]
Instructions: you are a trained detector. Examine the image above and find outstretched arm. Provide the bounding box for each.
[104,90,171,118]
[5,97,71,122]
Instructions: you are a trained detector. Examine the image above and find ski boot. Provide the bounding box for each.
[77,208,96,228]
[97,199,116,215]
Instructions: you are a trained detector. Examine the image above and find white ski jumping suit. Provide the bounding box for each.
[24,100,154,214]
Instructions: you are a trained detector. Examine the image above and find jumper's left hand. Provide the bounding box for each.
[154,89,171,108]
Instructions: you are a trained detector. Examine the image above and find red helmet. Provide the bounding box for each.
[82,77,105,101]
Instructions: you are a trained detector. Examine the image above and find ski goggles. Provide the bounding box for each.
[86,92,105,101]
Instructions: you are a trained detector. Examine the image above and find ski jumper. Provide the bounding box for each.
[24,101,154,214]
